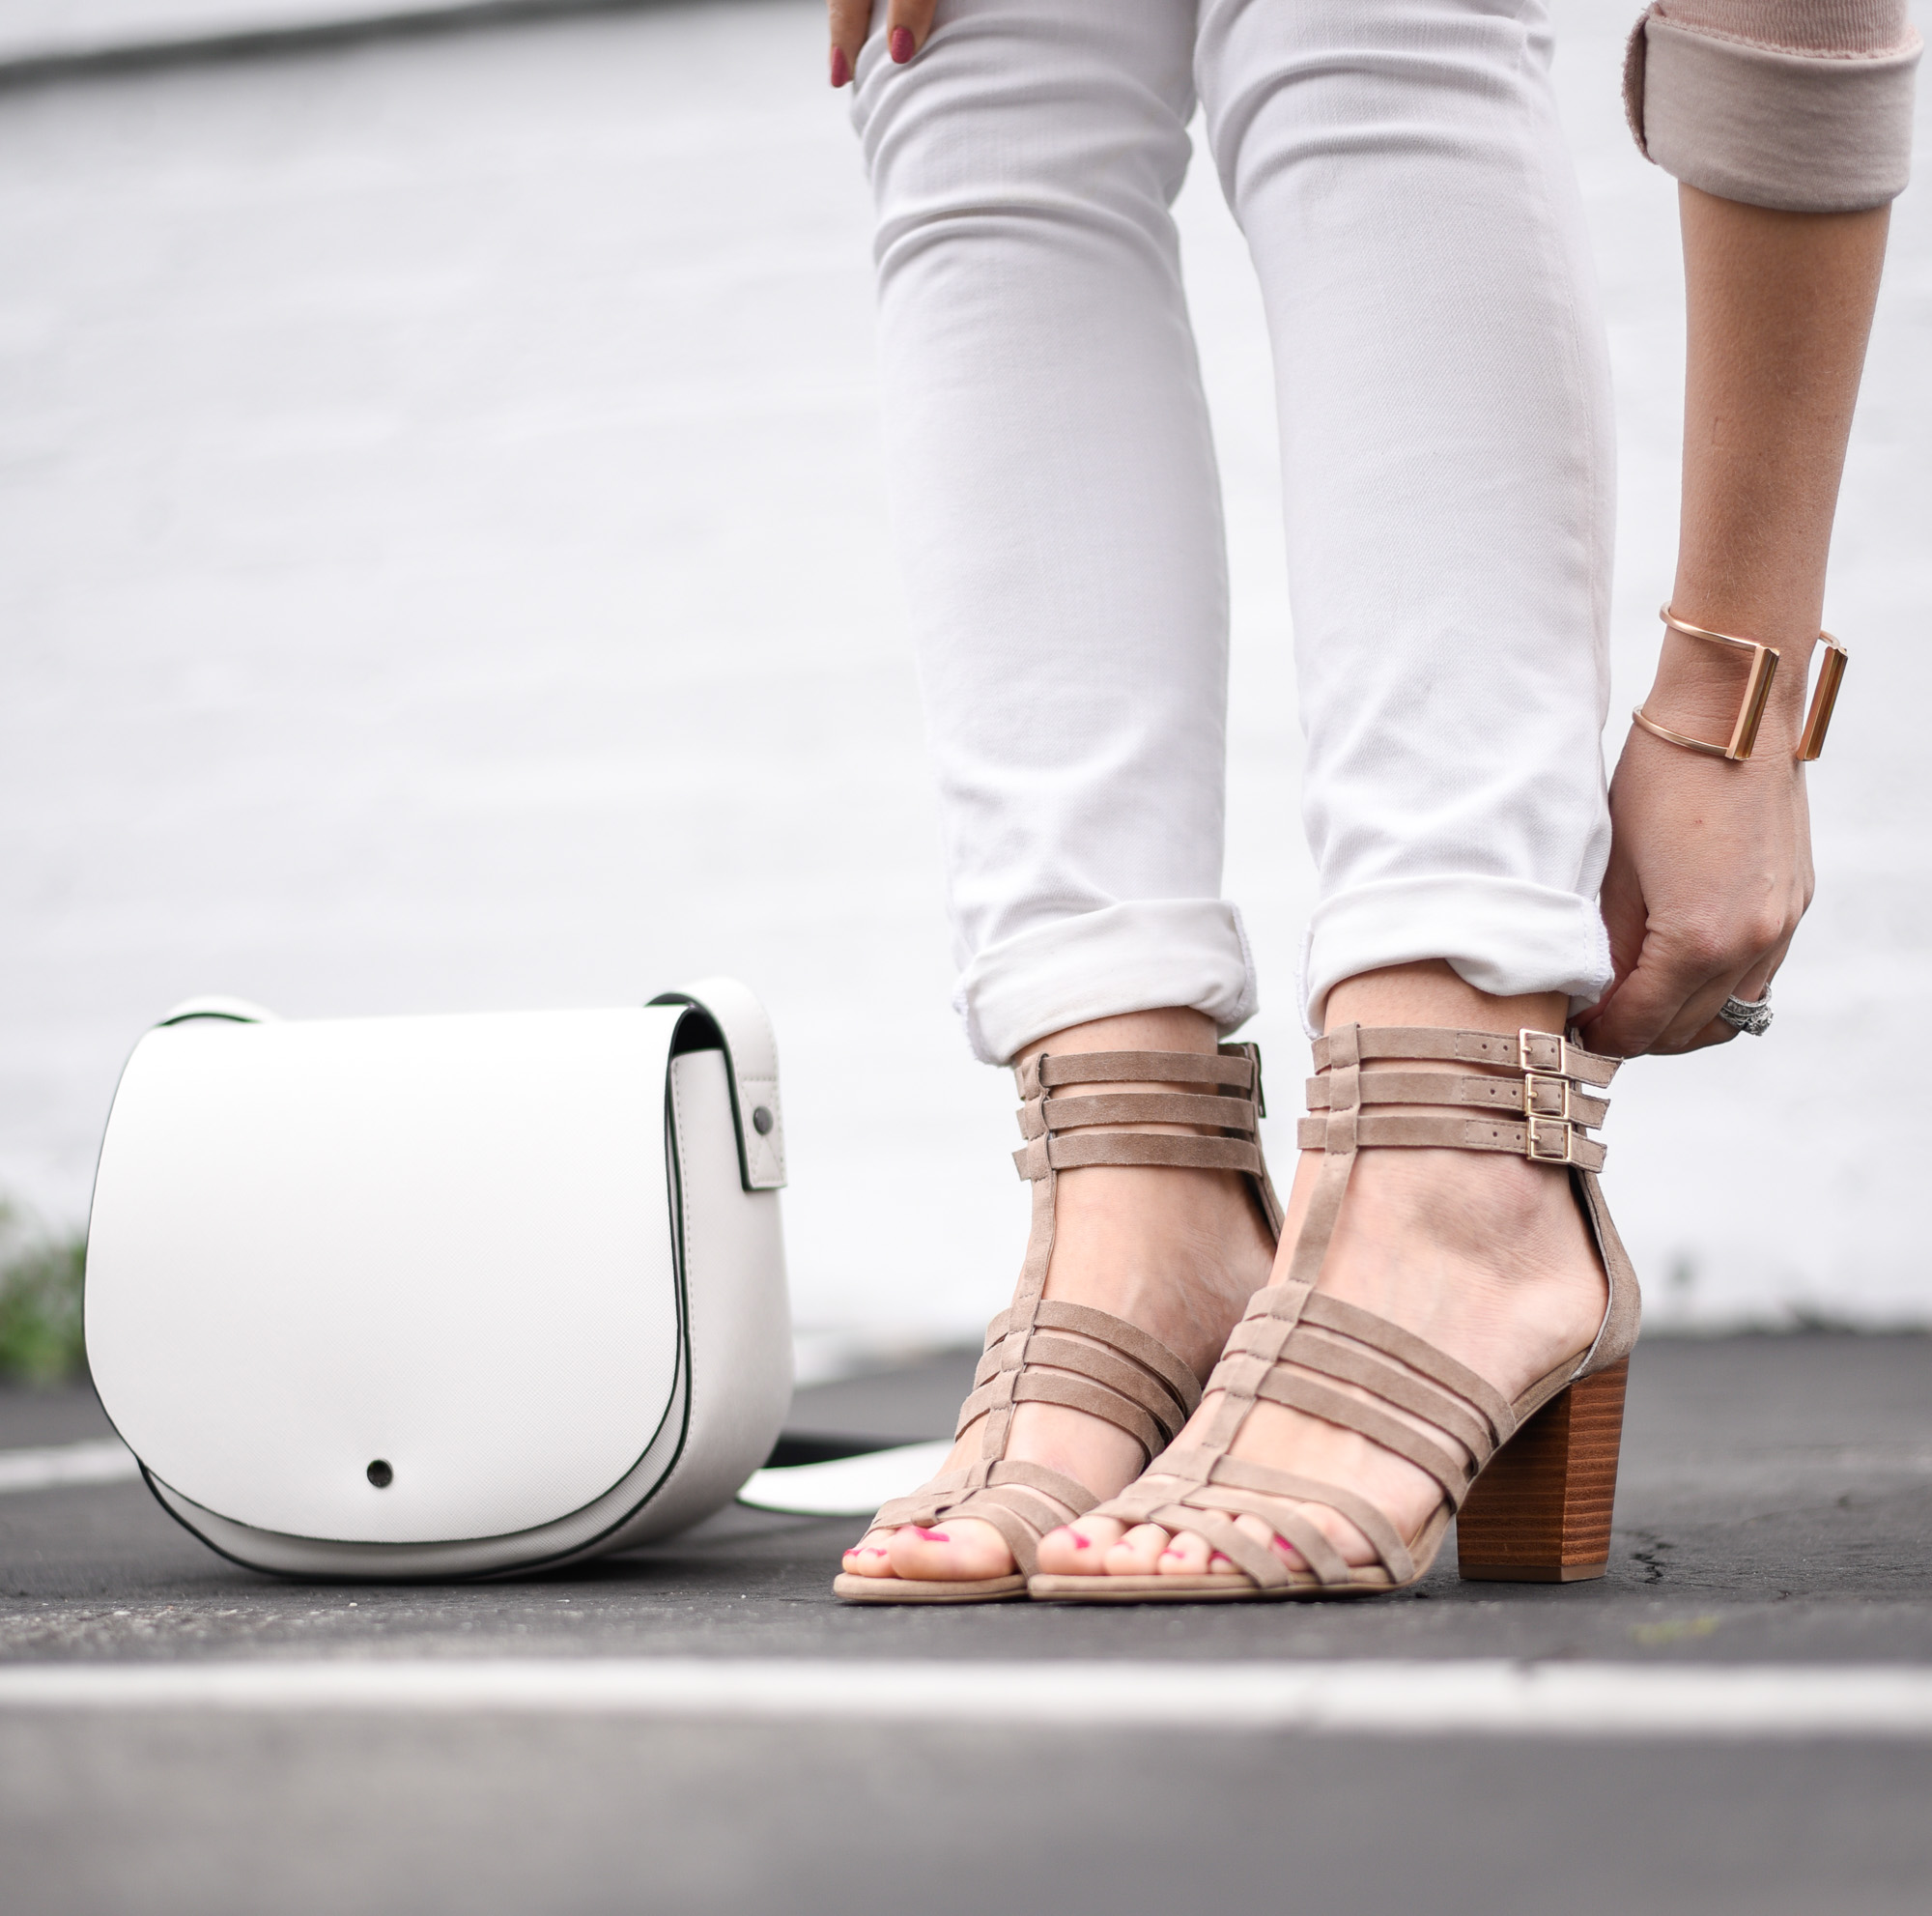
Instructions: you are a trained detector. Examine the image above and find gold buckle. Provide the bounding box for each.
[1525,1117,1574,1164]
[1798,633,1849,762]
[1518,1029,1566,1075]
[1523,1072,1570,1120]
[1634,606,1782,762]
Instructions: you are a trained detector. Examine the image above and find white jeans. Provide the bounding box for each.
[851,0,1616,1064]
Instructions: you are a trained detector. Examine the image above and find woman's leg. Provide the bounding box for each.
[1205,0,1617,1017]
[853,0,1255,1066]
[1038,0,1622,1579]
[842,0,1276,1584]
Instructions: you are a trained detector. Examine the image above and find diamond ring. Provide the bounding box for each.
[1718,988,1773,1037]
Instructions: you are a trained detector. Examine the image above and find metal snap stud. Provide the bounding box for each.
[752,1105,774,1134]
[366,1460,393,1488]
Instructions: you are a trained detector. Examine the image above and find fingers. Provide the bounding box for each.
[1575,838,1648,1039]
[886,0,937,64]
[1656,919,1794,1054]
[1594,838,1648,1006]
[1730,948,1782,1007]
[827,0,867,86]
[1585,923,1794,1059]
[827,0,934,86]
[1585,958,1731,1058]
[1578,834,1797,1058]
[1660,938,1791,1054]
[1651,971,1747,1055]
[1580,929,1735,1060]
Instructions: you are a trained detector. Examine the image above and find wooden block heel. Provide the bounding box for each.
[1456,1355,1629,1584]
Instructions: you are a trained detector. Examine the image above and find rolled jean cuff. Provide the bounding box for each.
[1300,876,1615,1036]
[954,900,1259,1066]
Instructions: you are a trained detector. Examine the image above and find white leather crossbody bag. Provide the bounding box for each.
[82,978,792,1579]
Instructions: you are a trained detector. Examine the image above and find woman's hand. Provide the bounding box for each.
[1579,186,1888,1059]
[829,0,935,86]
[1577,717,1811,1058]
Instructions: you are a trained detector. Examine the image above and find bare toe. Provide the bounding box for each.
[1151,1528,1213,1574]
[842,1532,899,1578]
[1229,1510,1299,1569]
[1102,1523,1171,1576]
[1035,1516,1127,1576]
[886,1516,1015,1584]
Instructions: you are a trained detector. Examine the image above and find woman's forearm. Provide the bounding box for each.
[1582,185,1890,1058]
[1643,186,1889,750]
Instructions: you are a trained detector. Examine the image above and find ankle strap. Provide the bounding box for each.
[1023,1048,1259,1096]
[1009,1043,1283,1236]
[1013,1051,1265,1182]
[1280,1022,1615,1293]
[1309,1025,1617,1089]
[1298,1024,1613,1172]
[1305,1070,1608,1129]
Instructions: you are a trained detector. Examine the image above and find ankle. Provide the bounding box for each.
[1013,1005,1278,1378]
[1322,960,1569,1046]
[1340,1149,1585,1274]
[1015,1006,1221,1067]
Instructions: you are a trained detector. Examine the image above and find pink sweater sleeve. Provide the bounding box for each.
[1626,2,1920,211]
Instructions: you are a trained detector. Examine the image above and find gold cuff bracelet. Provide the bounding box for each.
[1633,605,1848,763]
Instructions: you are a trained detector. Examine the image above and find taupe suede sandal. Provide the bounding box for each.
[1028,1024,1640,1603]
[834,1044,1285,1604]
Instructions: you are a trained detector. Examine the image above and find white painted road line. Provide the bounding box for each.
[2,1659,1931,1739]
[0,1440,139,1494]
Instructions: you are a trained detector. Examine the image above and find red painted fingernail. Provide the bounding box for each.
[915,1528,950,1542]
[829,45,850,86]
[890,26,915,63]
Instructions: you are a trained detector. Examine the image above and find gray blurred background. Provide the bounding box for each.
[2,0,1927,1368]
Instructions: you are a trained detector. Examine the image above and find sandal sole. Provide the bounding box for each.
[1027,1570,1398,1603]
[832,1573,1028,1604]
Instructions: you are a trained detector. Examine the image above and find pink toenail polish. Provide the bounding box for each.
[915,1528,950,1542]
[1071,1534,1091,1550]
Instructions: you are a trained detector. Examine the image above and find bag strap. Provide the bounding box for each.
[649,977,786,1191]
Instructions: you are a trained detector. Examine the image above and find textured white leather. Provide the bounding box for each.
[85,986,791,1578]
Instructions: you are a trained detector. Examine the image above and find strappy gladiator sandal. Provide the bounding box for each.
[1028,1024,1640,1602]
[833,1044,1285,1603]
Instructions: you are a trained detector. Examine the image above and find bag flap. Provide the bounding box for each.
[648,977,785,1190]
[86,1006,691,1546]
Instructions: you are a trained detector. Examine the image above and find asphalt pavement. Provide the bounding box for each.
[3,1333,1929,1914]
